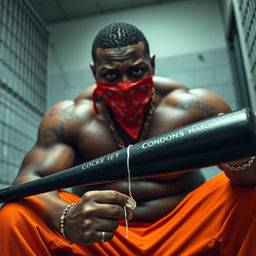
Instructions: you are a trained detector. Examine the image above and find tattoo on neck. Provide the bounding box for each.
[174,100,216,116]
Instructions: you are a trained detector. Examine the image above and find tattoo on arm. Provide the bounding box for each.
[40,110,79,149]
[41,124,65,148]
[174,100,216,116]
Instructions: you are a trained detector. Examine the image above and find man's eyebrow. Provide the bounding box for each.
[99,66,116,72]
[98,61,147,72]
[129,62,147,67]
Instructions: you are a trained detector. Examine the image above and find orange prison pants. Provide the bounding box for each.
[1,172,256,256]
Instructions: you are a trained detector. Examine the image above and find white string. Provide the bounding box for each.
[124,144,136,238]
[127,145,136,208]
[124,204,129,238]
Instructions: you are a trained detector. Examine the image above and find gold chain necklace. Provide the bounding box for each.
[104,91,156,149]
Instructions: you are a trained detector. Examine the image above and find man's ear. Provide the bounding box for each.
[90,63,96,79]
[150,55,155,74]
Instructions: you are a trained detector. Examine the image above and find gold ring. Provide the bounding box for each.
[101,231,105,243]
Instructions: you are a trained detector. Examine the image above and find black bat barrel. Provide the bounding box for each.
[0,108,256,203]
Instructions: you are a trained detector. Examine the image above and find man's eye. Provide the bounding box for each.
[105,71,117,80]
[132,68,144,76]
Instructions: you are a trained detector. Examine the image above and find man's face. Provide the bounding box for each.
[91,42,155,83]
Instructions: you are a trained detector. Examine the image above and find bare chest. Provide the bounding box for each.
[75,107,194,161]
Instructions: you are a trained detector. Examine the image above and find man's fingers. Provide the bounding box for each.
[80,214,119,231]
[94,218,119,231]
[82,190,130,207]
[79,230,114,245]
[93,203,127,219]
[97,231,114,243]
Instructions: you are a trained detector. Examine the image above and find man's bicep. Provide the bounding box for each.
[14,101,80,185]
[14,113,75,184]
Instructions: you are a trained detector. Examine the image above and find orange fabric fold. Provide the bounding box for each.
[1,172,256,256]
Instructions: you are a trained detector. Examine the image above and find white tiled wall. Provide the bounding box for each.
[156,48,237,110]
[0,0,48,190]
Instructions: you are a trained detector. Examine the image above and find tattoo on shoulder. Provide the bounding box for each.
[40,111,80,149]
[174,99,216,116]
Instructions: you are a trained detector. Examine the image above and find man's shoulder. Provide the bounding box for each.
[42,98,94,130]
[37,98,96,146]
[154,76,231,118]
[41,83,100,133]
[45,99,91,119]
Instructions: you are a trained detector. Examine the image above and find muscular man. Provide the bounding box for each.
[1,23,256,256]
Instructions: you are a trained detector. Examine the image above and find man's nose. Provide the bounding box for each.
[120,74,129,81]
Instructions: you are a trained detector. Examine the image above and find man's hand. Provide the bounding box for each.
[65,190,132,245]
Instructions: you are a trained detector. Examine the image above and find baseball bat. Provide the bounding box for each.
[0,108,256,203]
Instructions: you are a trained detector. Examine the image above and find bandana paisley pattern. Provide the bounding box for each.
[92,75,154,139]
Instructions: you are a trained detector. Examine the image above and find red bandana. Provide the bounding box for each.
[92,75,154,139]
